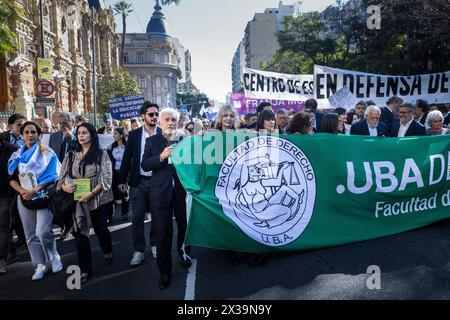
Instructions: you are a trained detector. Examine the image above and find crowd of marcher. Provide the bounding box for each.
[0,96,449,289]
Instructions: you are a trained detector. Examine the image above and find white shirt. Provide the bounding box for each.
[398,118,414,137]
[140,126,158,176]
[368,124,378,137]
[112,144,125,171]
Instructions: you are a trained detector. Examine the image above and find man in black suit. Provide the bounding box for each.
[141,107,191,290]
[350,105,388,137]
[391,102,426,137]
[380,96,403,136]
[414,99,429,128]
[118,102,162,266]
[49,112,77,163]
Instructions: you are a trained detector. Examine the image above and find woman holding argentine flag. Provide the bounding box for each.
[8,121,63,281]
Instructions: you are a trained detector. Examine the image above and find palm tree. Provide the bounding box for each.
[113,1,133,66]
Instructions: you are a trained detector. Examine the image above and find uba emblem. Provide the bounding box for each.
[215,136,316,247]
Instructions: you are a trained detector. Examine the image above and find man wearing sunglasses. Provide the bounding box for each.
[118,101,162,267]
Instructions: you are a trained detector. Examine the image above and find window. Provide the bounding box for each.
[123,51,129,63]
[163,54,169,63]
[164,77,169,90]
[154,53,160,63]
[137,51,144,63]
[139,76,146,87]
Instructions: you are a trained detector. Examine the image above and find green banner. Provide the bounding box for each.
[172,132,450,253]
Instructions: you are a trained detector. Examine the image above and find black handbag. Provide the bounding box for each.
[49,152,76,227]
[20,184,55,210]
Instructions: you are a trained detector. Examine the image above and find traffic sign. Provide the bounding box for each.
[36,79,55,97]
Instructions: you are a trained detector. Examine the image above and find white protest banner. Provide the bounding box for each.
[242,67,313,101]
[328,86,359,110]
[98,134,114,150]
[314,65,450,108]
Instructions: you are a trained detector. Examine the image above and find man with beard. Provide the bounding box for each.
[118,102,162,266]
[141,108,191,289]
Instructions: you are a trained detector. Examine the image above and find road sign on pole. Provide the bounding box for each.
[36,79,55,97]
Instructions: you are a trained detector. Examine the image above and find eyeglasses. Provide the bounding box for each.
[164,117,178,122]
[146,112,159,118]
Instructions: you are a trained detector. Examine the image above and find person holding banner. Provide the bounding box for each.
[425,111,449,135]
[286,111,313,135]
[257,110,277,134]
[391,103,426,137]
[141,108,191,290]
[350,106,388,137]
[214,105,241,131]
[320,113,340,134]
[304,99,323,133]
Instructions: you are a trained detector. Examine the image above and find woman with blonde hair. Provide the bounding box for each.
[213,105,240,131]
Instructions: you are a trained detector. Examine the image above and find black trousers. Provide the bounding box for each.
[152,191,190,277]
[0,196,16,261]
[73,204,112,274]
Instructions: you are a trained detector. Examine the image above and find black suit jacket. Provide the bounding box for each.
[390,119,426,137]
[140,133,186,208]
[380,106,398,135]
[49,130,77,162]
[419,112,429,126]
[444,112,450,126]
[118,126,162,187]
[350,120,388,137]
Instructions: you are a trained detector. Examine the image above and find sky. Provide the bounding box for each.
[104,0,338,102]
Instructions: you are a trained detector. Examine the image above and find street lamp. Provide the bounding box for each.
[8,54,32,73]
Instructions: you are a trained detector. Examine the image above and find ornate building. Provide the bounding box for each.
[0,0,118,119]
[120,0,181,108]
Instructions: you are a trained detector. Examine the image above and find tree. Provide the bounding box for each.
[96,68,140,114]
[113,1,132,67]
[0,0,23,57]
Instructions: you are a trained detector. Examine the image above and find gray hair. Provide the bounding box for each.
[43,118,52,127]
[399,102,415,112]
[276,108,288,116]
[159,108,179,122]
[60,112,76,122]
[387,96,404,106]
[426,110,444,126]
[364,105,381,117]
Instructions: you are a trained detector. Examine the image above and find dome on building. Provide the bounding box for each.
[146,0,171,39]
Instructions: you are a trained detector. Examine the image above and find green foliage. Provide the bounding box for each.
[96,68,141,114]
[264,0,450,75]
[0,0,24,57]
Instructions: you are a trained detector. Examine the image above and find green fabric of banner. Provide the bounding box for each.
[172,132,450,253]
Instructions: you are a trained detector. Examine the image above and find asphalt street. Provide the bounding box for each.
[2,214,450,300]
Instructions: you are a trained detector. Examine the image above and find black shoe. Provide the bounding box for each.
[104,253,113,266]
[158,275,171,290]
[180,257,192,270]
[6,252,19,265]
[14,238,25,248]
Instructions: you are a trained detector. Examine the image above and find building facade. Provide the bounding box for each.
[120,0,181,108]
[231,40,245,93]
[0,0,118,119]
[231,1,294,92]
